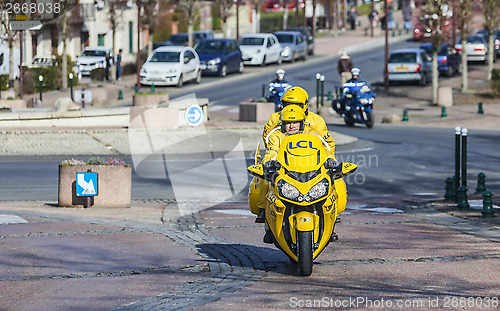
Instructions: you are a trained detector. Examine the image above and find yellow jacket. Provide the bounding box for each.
[262,111,336,154]
[263,127,336,163]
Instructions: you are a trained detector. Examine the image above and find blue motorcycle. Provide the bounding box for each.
[266,81,292,112]
[332,82,375,129]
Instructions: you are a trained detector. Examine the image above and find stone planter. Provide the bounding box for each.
[133,93,169,107]
[58,164,132,208]
[239,101,275,122]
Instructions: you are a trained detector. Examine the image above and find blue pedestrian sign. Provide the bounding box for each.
[185,104,203,127]
[76,172,98,196]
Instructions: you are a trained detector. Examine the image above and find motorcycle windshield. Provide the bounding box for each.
[276,134,329,173]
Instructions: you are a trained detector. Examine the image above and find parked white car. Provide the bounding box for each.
[239,33,282,66]
[455,35,490,62]
[273,31,308,62]
[76,47,112,76]
[140,46,201,87]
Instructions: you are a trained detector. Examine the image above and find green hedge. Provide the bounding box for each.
[260,11,301,33]
[492,69,500,95]
[22,54,78,94]
[0,74,8,91]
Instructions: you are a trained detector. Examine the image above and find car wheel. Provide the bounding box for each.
[446,66,453,77]
[219,64,227,77]
[419,72,427,86]
[276,55,282,65]
[238,61,244,73]
[177,74,184,87]
[195,70,201,84]
[259,56,266,67]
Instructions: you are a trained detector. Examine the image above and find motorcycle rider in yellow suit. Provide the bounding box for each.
[253,86,337,223]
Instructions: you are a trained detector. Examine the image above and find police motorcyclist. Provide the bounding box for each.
[267,69,292,111]
[255,86,336,223]
[339,67,372,113]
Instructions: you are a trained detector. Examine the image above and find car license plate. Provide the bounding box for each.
[396,66,408,70]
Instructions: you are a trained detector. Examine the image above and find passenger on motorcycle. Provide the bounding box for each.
[255,86,336,223]
[267,69,292,111]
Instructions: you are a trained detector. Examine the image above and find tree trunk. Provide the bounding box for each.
[487,33,494,80]
[8,37,14,90]
[283,7,288,29]
[188,23,194,47]
[461,37,468,92]
[432,50,438,104]
[62,39,68,90]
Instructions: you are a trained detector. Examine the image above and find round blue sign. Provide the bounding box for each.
[185,104,204,127]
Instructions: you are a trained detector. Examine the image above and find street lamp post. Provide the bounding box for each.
[235,0,240,40]
[69,73,74,102]
[38,75,43,102]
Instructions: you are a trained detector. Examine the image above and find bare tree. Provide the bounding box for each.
[179,0,199,46]
[424,0,450,104]
[0,8,18,90]
[58,0,78,90]
[251,0,261,32]
[216,0,234,38]
[456,0,472,92]
[483,0,500,81]
[142,0,161,56]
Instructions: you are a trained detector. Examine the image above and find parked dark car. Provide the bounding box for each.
[194,38,244,77]
[419,43,462,77]
[153,31,215,50]
[285,27,314,55]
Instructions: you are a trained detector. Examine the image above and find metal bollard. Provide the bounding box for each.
[441,106,447,118]
[316,73,321,109]
[444,177,455,201]
[402,109,409,121]
[151,83,155,93]
[475,172,486,194]
[481,190,495,217]
[454,127,461,202]
[478,102,484,114]
[135,84,139,94]
[262,84,266,98]
[81,87,85,109]
[118,89,123,100]
[461,128,468,187]
[327,90,333,101]
[320,75,325,107]
[456,185,470,209]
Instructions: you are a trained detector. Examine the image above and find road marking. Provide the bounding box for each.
[214,209,254,216]
[0,214,28,224]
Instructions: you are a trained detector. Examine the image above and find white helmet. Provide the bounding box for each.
[276,69,286,79]
[351,67,360,76]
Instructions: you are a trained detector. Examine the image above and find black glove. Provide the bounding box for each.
[264,160,280,172]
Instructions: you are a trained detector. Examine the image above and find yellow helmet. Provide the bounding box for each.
[281,86,309,114]
[280,104,306,132]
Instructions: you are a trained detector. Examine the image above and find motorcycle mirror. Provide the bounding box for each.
[340,162,357,176]
[247,164,265,179]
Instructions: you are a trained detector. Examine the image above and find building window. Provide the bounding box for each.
[129,22,133,53]
[98,34,105,46]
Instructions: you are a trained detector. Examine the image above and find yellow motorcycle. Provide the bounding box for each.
[248,133,357,276]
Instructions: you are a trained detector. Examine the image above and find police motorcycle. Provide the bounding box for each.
[248,133,357,276]
[265,69,292,112]
[332,81,375,129]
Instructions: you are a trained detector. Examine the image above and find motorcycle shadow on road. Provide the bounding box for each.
[195,243,309,276]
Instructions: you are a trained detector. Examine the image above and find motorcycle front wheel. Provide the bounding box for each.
[297,231,313,276]
[363,110,374,129]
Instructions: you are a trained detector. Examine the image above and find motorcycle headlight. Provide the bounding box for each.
[307,179,329,200]
[279,180,300,200]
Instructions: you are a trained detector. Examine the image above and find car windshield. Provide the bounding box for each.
[82,50,107,57]
[149,51,180,63]
[275,34,294,43]
[240,37,265,46]
[467,36,484,44]
[389,52,417,63]
[169,35,188,45]
[195,41,225,54]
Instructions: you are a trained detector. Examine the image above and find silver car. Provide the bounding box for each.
[387,48,432,86]
[273,31,308,62]
[455,35,490,62]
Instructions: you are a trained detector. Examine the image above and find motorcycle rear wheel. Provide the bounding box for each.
[297,231,313,276]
